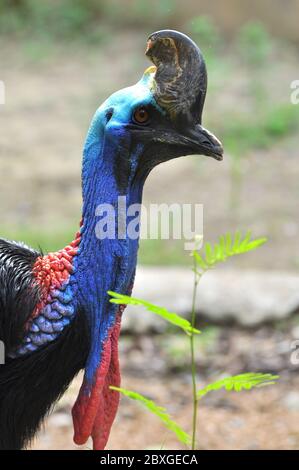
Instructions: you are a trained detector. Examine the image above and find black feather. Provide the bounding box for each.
[0,239,41,351]
[0,239,90,449]
[0,308,89,449]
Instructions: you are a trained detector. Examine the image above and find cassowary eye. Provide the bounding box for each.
[133,106,150,125]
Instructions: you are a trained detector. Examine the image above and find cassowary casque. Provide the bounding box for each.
[0,30,223,450]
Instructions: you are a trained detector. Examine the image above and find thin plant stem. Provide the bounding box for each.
[190,255,201,450]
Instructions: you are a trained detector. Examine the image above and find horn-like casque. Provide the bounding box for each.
[146,30,207,126]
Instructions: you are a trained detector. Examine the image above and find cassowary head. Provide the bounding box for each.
[83,30,223,196]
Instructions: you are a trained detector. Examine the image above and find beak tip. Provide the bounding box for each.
[214,148,224,161]
[216,147,224,162]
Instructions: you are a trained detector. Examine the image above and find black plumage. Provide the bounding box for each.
[0,239,40,351]
[0,239,90,449]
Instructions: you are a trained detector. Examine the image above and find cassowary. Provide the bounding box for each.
[0,30,223,450]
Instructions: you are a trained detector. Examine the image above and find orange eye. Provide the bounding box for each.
[133,106,150,125]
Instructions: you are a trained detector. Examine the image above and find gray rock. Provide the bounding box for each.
[121,267,299,331]
[283,391,299,411]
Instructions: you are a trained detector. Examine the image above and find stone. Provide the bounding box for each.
[283,391,299,411]
[121,267,299,331]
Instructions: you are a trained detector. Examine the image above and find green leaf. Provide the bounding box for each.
[204,242,214,264]
[197,373,279,399]
[108,291,201,336]
[232,230,241,252]
[192,251,208,271]
[193,231,267,273]
[110,386,191,447]
[225,232,232,255]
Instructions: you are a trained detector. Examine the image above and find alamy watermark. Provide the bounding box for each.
[290,80,299,104]
[95,196,203,250]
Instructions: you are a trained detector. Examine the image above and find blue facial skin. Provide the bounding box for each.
[73,73,162,383]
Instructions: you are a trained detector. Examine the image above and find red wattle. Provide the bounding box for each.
[31,230,81,321]
[72,315,122,450]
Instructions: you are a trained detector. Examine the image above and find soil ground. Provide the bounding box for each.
[30,323,299,450]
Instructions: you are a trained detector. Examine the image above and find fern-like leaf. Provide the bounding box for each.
[110,386,191,446]
[193,231,267,273]
[197,373,279,399]
[108,291,201,336]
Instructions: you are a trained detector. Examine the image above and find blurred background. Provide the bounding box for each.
[0,0,299,450]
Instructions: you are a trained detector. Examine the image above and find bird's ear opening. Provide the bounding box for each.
[103,127,133,194]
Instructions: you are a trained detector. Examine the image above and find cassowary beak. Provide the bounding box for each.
[146,30,223,161]
[180,123,224,161]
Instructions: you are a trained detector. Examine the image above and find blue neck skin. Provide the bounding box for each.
[70,72,161,382]
[71,84,153,382]
[78,138,144,298]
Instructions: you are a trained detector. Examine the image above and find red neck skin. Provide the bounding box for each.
[32,230,81,320]
[72,310,124,449]
[31,223,124,450]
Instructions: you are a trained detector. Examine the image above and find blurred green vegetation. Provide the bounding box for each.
[0,0,178,42]
[221,104,299,156]
[188,17,299,154]
[0,225,77,253]
[238,21,272,66]
[160,326,220,370]
[187,15,220,59]
[188,17,299,211]
[2,3,297,155]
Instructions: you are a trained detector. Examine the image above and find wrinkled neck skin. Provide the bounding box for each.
[78,123,143,307]
[70,107,147,450]
[74,72,158,324]
[72,110,145,381]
